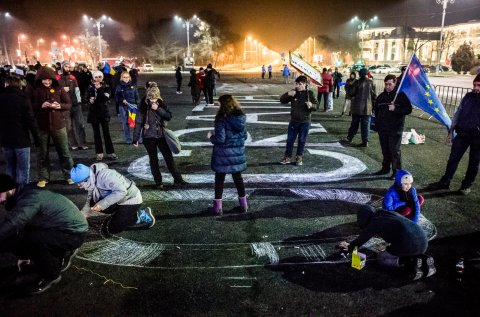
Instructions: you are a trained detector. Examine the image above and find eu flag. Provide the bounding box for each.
[398,54,451,129]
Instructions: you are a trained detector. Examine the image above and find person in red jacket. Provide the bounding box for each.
[317,68,334,111]
[197,67,207,105]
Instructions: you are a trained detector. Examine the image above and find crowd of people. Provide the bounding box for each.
[1,59,479,295]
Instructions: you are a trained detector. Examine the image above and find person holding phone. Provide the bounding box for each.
[132,83,186,189]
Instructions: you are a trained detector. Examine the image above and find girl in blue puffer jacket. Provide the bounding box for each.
[383,169,424,223]
[207,95,248,215]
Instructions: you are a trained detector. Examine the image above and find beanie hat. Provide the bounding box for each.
[0,174,16,192]
[70,164,91,183]
[92,70,103,79]
[474,74,480,83]
[401,174,414,184]
[146,82,160,99]
[62,61,71,68]
[359,68,368,78]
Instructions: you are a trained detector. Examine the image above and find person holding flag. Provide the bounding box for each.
[373,74,412,178]
[429,74,480,195]
[396,54,451,129]
[115,71,140,144]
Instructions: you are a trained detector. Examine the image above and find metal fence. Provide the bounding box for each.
[372,78,472,121]
[221,72,471,124]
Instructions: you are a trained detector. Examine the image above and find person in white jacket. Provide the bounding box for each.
[70,163,155,234]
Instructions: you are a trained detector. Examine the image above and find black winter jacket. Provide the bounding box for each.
[280,89,318,123]
[87,84,110,124]
[133,97,172,141]
[374,90,412,134]
[0,86,40,148]
[348,206,427,257]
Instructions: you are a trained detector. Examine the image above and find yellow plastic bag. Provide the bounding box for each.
[351,247,366,270]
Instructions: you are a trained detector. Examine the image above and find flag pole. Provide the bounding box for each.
[392,53,415,104]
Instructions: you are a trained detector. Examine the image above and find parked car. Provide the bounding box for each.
[142,64,154,72]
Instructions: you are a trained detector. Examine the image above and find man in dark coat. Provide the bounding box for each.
[373,74,412,178]
[344,68,377,147]
[205,63,219,106]
[0,174,88,295]
[429,74,480,195]
[25,66,74,188]
[338,205,435,280]
[0,76,40,185]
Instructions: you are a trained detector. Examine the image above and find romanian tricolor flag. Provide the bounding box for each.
[126,102,137,128]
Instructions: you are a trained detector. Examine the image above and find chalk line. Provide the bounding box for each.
[251,242,280,265]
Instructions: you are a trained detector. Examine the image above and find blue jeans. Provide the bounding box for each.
[119,106,133,143]
[347,115,370,143]
[2,147,31,185]
[285,121,310,157]
[442,132,480,188]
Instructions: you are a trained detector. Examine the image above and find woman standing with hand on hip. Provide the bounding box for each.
[206,94,248,215]
[132,83,186,189]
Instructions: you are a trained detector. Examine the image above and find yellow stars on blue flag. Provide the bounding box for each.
[398,53,451,128]
[424,84,435,107]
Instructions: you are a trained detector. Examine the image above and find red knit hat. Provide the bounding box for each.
[474,74,480,83]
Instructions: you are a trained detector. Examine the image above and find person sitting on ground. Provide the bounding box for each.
[70,163,155,234]
[383,170,424,223]
[337,204,435,280]
[0,174,88,295]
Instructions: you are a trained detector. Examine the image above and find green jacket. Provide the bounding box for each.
[0,185,88,241]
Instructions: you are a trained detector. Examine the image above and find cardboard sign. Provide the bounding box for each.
[351,247,366,270]
[289,51,323,86]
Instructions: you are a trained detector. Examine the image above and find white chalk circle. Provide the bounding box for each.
[127,148,367,184]
[77,188,436,269]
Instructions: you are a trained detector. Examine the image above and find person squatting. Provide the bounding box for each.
[4,68,479,293]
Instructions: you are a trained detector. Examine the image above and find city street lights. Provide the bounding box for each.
[351,16,378,64]
[17,34,26,64]
[84,15,111,63]
[436,0,455,75]
[1,12,12,64]
[36,38,44,60]
[174,15,199,67]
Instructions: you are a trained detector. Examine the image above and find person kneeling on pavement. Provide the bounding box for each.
[0,174,88,295]
[337,204,435,280]
[71,163,155,234]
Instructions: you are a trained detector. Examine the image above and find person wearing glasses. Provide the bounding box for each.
[114,71,140,144]
[86,71,117,161]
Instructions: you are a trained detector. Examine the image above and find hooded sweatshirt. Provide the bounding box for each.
[26,66,71,131]
[348,205,427,256]
[383,169,421,223]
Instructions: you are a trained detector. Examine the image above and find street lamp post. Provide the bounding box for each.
[436,0,454,75]
[174,15,199,68]
[85,15,111,64]
[1,12,12,65]
[351,16,378,64]
[36,38,44,60]
[17,34,26,64]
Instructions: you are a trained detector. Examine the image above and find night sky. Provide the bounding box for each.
[2,0,480,52]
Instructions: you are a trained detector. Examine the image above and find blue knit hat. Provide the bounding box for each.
[70,164,90,183]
